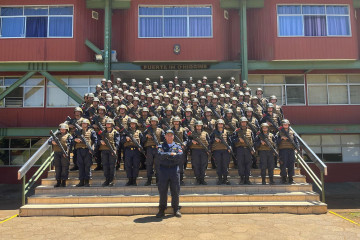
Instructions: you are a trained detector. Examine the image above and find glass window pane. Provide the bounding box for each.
[189,17,212,37]
[189,7,212,15]
[248,75,263,84]
[68,77,89,86]
[341,135,360,145]
[263,86,283,105]
[164,7,187,15]
[4,77,18,86]
[0,150,9,165]
[1,7,23,16]
[70,87,88,97]
[139,17,163,37]
[139,7,163,15]
[10,149,30,165]
[302,5,325,14]
[304,16,326,37]
[277,5,301,14]
[49,6,73,15]
[350,85,360,104]
[164,17,187,37]
[326,6,349,15]
[286,86,305,104]
[322,153,342,162]
[301,135,321,145]
[10,138,31,148]
[328,85,348,104]
[285,75,304,84]
[264,75,284,84]
[24,87,44,107]
[327,16,350,36]
[24,6,48,16]
[25,17,48,38]
[328,75,347,83]
[308,86,327,104]
[0,88,5,107]
[278,16,303,36]
[22,77,45,86]
[90,77,102,85]
[322,135,341,145]
[47,87,68,107]
[49,17,72,37]
[322,146,341,153]
[1,17,25,37]
[0,138,10,148]
[348,75,360,83]
[342,147,360,163]
[307,75,326,84]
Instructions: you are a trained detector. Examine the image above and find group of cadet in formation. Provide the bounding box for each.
[48,76,300,217]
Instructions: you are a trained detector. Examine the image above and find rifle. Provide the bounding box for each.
[162,119,186,148]
[254,128,280,159]
[93,115,118,158]
[202,117,215,132]
[66,116,95,155]
[252,108,263,121]
[279,126,301,153]
[214,130,236,159]
[231,106,241,121]
[223,117,237,132]
[147,125,160,146]
[50,130,69,158]
[263,113,280,132]
[116,119,146,156]
[234,128,255,154]
[209,105,222,120]
[187,131,213,158]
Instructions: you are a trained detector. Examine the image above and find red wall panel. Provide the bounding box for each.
[0,0,103,62]
[113,0,231,62]
[247,0,359,61]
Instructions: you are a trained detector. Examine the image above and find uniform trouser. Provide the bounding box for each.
[259,150,274,178]
[179,151,186,175]
[213,150,230,177]
[101,150,116,180]
[95,133,102,167]
[117,145,123,167]
[158,165,180,211]
[54,152,70,180]
[191,149,208,179]
[73,150,78,167]
[124,148,141,178]
[146,147,159,178]
[76,148,92,180]
[235,147,252,177]
[279,149,295,177]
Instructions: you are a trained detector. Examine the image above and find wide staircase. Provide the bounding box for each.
[18,127,328,216]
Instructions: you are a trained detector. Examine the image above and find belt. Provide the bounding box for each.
[147,146,157,149]
[126,147,137,151]
[76,147,87,149]
[160,164,178,168]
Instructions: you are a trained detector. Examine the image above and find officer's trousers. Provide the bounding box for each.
[54,152,70,180]
[235,147,252,177]
[101,150,116,180]
[279,148,295,177]
[259,150,274,178]
[77,148,92,180]
[146,146,159,178]
[124,148,141,178]
[191,149,208,179]
[213,149,230,177]
[158,165,180,211]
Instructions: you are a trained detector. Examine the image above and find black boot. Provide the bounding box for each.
[70,165,78,171]
[252,157,258,169]
[223,175,230,185]
[288,176,294,184]
[125,178,132,186]
[180,174,185,186]
[132,178,137,186]
[61,180,66,187]
[144,177,152,186]
[102,178,109,187]
[84,179,90,187]
[200,178,207,185]
[156,207,165,218]
[269,176,275,185]
[54,180,61,188]
[116,163,120,171]
[76,179,85,187]
[108,178,114,187]
[239,176,245,185]
[217,176,223,185]
[94,165,103,171]
[281,176,287,184]
[195,177,201,185]
[174,208,182,218]
[245,176,252,185]
[156,176,159,186]
[262,176,266,185]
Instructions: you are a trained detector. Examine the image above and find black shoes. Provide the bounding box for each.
[125,178,132,186]
[76,179,85,187]
[156,209,165,218]
[70,165,78,171]
[269,177,275,185]
[54,180,61,188]
[239,176,245,185]
[262,177,266,185]
[200,178,207,185]
[281,176,287,184]
[216,176,222,185]
[61,180,66,187]
[288,177,294,184]
[144,177,152,186]
[174,210,182,218]
[84,179,90,187]
[222,176,231,185]
[132,178,138,186]
[244,176,252,185]
[102,179,109,187]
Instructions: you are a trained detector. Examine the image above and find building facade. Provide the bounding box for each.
[0,0,359,183]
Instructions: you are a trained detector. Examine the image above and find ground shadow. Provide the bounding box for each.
[133,215,173,223]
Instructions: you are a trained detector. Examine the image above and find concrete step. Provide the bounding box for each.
[41,175,306,186]
[19,201,328,216]
[27,192,321,204]
[35,184,314,196]
[48,168,301,178]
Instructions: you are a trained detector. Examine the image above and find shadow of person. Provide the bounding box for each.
[133,215,173,223]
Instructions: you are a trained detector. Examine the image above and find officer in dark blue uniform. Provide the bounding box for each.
[156,130,183,218]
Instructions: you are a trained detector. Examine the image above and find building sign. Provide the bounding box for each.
[141,64,209,70]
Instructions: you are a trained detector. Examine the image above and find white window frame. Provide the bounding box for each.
[307,74,360,106]
[0,4,74,39]
[138,4,213,39]
[277,4,352,37]
[248,74,306,106]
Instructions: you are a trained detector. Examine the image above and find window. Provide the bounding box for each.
[138,5,212,38]
[248,75,305,105]
[301,134,360,162]
[0,76,45,108]
[307,74,360,105]
[277,5,351,37]
[0,5,73,38]
[0,138,50,166]
[47,76,101,107]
